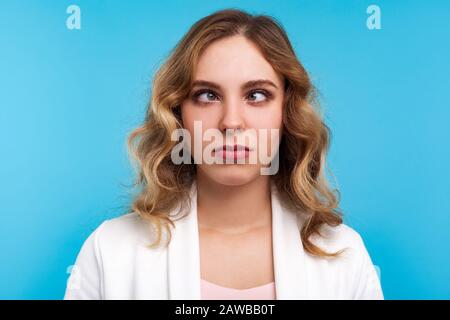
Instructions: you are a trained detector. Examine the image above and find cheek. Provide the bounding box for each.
[251,113,282,131]
[181,103,217,130]
[180,103,218,157]
[246,104,283,157]
[246,103,283,131]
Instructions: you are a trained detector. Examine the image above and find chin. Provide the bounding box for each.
[199,164,262,186]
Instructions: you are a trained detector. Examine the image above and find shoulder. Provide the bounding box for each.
[73,212,159,267]
[92,212,158,249]
[96,212,147,236]
[304,221,375,272]
[305,222,384,299]
[312,222,367,255]
[64,212,155,299]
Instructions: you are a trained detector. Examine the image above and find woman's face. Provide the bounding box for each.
[180,35,284,186]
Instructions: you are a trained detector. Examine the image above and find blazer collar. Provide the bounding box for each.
[167,180,308,299]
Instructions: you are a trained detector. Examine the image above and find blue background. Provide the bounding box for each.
[0,0,449,299]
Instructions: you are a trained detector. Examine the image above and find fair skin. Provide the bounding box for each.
[181,35,284,289]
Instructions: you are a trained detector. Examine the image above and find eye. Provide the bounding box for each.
[247,90,272,104]
[192,89,220,104]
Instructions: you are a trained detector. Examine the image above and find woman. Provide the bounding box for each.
[64,9,384,300]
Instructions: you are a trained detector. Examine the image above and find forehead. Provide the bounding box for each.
[194,35,283,87]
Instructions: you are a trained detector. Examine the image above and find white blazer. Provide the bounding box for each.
[64,180,384,300]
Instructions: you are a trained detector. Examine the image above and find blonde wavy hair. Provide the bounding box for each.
[127,9,343,257]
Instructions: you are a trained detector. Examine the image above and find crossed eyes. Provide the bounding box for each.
[191,89,273,105]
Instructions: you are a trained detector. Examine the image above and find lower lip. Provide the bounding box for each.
[215,149,250,161]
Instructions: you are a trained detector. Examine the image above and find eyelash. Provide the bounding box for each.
[191,89,273,105]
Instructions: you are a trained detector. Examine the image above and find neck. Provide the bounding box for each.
[196,173,272,234]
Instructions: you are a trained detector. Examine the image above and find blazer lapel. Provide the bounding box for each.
[167,180,308,300]
[270,182,309,299]
[167,180,202,299]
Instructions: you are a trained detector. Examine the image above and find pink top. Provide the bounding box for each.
[200,279,276,300]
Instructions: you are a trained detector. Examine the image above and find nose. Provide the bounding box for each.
[218,97,246,134]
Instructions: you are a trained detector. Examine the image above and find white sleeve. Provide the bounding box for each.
[352,234,384,300]
[64,221,107,300]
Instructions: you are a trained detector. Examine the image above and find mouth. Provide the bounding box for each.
[216,144,250,152]
[214,144,251,161]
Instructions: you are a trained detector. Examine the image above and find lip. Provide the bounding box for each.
[214,144,250,152]
[214,144,251,161]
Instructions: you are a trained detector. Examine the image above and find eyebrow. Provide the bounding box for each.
[191,79,279,91]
